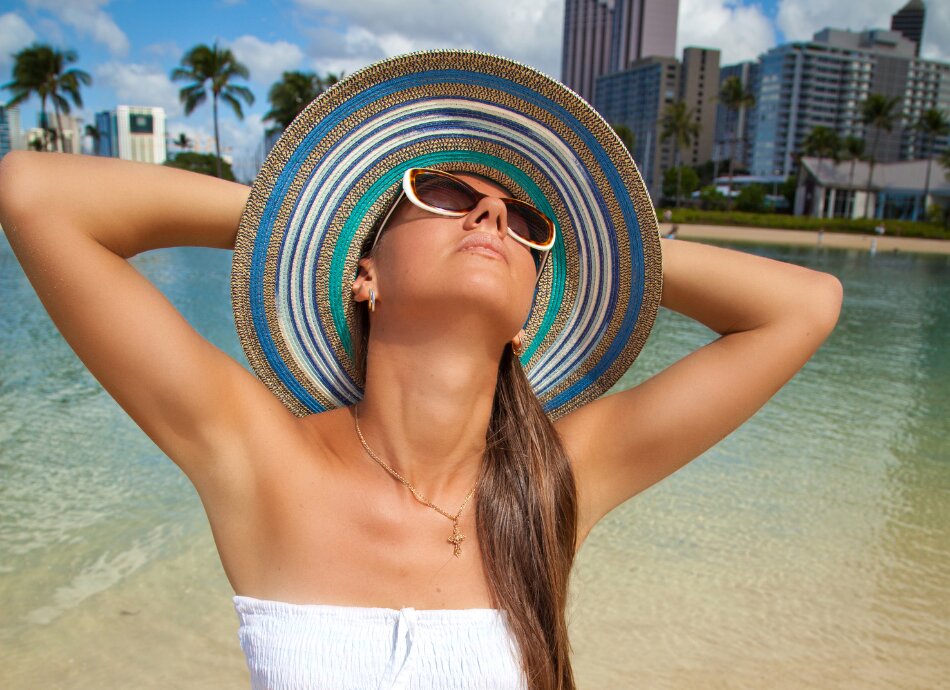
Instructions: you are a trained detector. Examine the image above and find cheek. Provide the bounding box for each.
[510,248,540,313]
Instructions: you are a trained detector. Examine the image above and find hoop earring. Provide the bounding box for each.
[368,288,376,313]
[511,330,527,356]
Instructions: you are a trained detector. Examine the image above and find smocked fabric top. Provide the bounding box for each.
[233,595,527,690]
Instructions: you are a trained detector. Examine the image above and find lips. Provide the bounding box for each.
[457,233,508,263]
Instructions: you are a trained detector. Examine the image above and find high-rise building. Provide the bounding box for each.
[680,48,720,168]
[594,56,679,196]
[594,47,720,198]
[95,106,167,163]
[0,105,19,158]
[713,61,759,171]
[750,28,921,178]
[903,59,950,159]
[562,0,679,104]
[890,0,926,57]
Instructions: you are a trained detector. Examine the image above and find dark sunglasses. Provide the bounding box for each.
[371,168,557,257]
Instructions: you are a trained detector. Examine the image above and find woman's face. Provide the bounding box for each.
[357,172,539,342]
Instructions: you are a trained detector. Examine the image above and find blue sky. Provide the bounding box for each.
[2,0,947,181]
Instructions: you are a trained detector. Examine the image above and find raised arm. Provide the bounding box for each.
[557,237,843,540]
[0,152,290,498]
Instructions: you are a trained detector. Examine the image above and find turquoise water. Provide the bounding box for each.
[1,236,948,688]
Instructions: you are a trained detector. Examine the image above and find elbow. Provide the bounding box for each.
[0,151,42,231]
[805,271,843,338]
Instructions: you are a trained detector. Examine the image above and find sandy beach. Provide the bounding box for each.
[660,223,950,255]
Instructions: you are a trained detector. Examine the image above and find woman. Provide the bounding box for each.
[0,51,842,690]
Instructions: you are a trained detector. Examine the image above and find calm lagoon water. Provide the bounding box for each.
[1,235,948,689]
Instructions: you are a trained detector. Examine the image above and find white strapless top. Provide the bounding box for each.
[233,595,526,690]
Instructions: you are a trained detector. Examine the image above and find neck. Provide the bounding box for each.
[355,315,504,504]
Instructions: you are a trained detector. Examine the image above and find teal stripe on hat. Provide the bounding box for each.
[329,150,566,366]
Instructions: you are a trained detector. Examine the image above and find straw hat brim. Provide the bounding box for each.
[231,49,662,421]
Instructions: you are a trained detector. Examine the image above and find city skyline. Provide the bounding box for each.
[1,0,948,180]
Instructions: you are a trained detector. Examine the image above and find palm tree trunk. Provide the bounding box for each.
[52,102,66,153]
[814,154,823,218]
[864,128,882,219]
[39,95,50,151]
[213,94,222,179]
[920,134,934,222]
[728,130,736,212]
[675,147,682,208]
[848,159,856,218]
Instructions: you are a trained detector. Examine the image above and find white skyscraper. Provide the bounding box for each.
[95,106,167,164]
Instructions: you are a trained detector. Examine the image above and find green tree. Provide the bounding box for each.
[699,184,726,210]
[173,132,192,151]
[841,135,864,216]
[610,123,635,155]
[718,75,755,206]
[84,123,99,154]
[164,151,236,181]
[3,43,91,152]
[915,108,950,220]
[801,126,840,217]
[172,43,254,178]
[736,184,767,212]
[780,175,797,209]
[662,166,699,202]
[264,70,342,136]
[659,101,700,207]
[860,93,900,218]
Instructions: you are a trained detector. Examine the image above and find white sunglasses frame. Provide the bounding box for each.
[369,169,556,278]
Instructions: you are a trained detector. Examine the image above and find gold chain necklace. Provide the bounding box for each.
[354,406,478,558]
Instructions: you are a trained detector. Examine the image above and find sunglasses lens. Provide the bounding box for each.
[507,205,553,247]
[408,169,553,250]
[413,172,478,212]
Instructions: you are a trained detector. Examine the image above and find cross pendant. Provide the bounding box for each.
[447,522,466,558]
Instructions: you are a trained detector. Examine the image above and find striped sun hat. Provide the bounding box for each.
[232,49,662,421]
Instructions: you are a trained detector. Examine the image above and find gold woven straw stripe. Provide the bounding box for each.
[231,49,662,420]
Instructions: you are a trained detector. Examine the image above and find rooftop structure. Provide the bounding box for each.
[890,0,926,57]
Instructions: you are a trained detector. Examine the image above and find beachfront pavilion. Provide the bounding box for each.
[795,156,950,221]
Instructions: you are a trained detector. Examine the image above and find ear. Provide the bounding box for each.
[351,256,380,305]
[511,329,527,355]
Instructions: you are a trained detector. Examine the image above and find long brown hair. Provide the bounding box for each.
[355,216,579,690]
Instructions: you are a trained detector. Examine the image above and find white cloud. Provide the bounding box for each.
[96,62,181,117]
[0,13,37,73]
[676,0,776,65]
[166,113,266,184]
[229,35,305,86]
[294,0,563,78]
[35,17,64,46]
[220,113,266,182]
[26,0,129,56]
[919,1,950,63]
[143,41,182,60]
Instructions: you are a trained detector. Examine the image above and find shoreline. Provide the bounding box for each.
[660,223,950,255]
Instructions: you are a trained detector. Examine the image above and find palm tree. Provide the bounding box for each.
[172,43,254,178]
[610,123,635,155]
[915,108,950,220]
[841,135,864,218]
[718,75,755,207]
[801,126,840,217]
[84,123,100,154]
[173,132,192,151]
[264,70,343,136]
[860,93,900,218]
[659,101,700,207]
[3,43,91,152]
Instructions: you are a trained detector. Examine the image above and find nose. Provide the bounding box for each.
[462,195,508,239]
